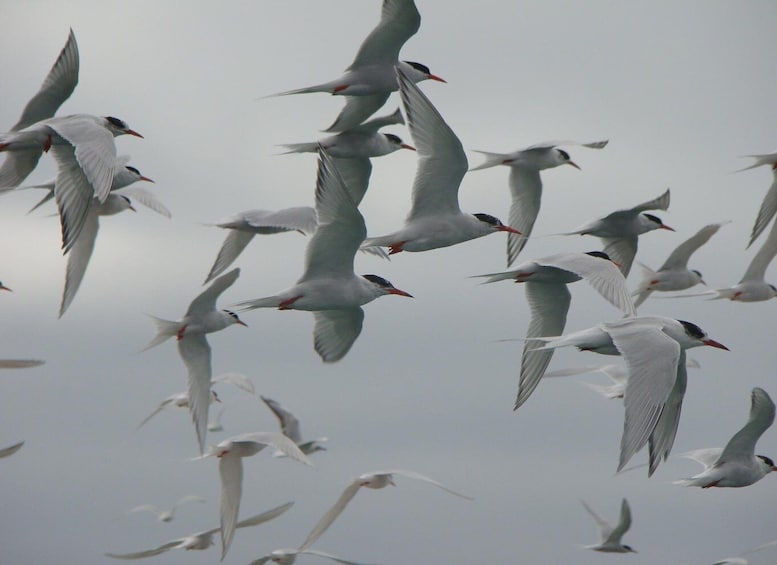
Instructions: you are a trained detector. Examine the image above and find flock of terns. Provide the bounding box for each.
[2,0,777,563]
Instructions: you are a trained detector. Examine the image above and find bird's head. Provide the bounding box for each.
[223,309,248,327]
[362,274,413,298]
[104,116,143,138]
[556,148,580,170]
[125,165,155,183]
[677,320,729,350]
[642,213,674,232]
[757,455,777,472]
[383,133,415,151]
[473,213,522,235]
[400,61,446,84]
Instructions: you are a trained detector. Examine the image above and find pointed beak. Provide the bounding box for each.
[703,339,729,351]
[389,288,413,298]
[567,161,581,170]
[124,129,144,138]
[772,466,777,472]
[610,259,623,268]
[0,285,11,292]
[128,204,137,212]
[660,224,676,231]
[400,143,416,151]
[498,225,523,235]
[699,279,706,285]
[139,175,155,183]
[236,320,248,327]
[427,74,446,83]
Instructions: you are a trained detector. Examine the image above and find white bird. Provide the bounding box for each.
[530,316,728,475]
[266,0,445,133]
[474,250,635,410]
[0,441,24,458]
[124,495,205,523]
[260,395,328,455]
[0,28,78,189]
[562,188,673,277]
[711,538,777,565]
[0,114,143,252]
[581,498,637,553]
[736,151,777,248]
[208,406,226,433]
[251,548,375,565]
[300,469,471,551]
[675,387,776,488]
[469,139,608,265]
[143,269,248,453]
[632,222,727,308]
[201,432,312,560]
[362,68,520,254]
[105,502,293,560]
[136,373,254,430]
[235,148,412,363]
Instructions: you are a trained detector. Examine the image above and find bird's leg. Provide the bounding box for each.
[388,242,406,255]
[43,134,52,153]
[278,296,302,310]
[332,84,349,93]
[176,325,188,340]
[702,480,721,489]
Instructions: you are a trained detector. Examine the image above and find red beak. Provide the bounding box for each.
[567,161,581,170]
[140,175,155,183]
[498,226,523,235]
[428,74,447,83]
[125,129,144,138]
[401,143,416,151]
[660,224,676,231]
[703,339,729,351]
[236,320,248,327]
[389,288,413,298]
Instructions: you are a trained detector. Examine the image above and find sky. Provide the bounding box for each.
[1,1,777,564]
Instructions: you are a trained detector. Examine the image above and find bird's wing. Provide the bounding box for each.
[125,504,160,516]
[173,495,206,509]
[660,222,725,270]
[580,499,612,540]
[205,231,255,285]
[647,350,688,475]
[605,498,632,545]
[324,93,392,133]
[260,396,302,443]
[230,432,312,466]
[136,398,174,430]
[748,169,777,248]
[50,142,94,252]
[234,501,295,529]
[299,549,378,565]
[741,220,777,282]
[113,186,171,218]
[397,68,467,220]
[350,107,404,132]
[241,207,318,234]
[300,480,363,550]
[0,441,24,458]
[333,156,373,205]
[12,29,79,131]
[178,333,212,454]
[601,236,639,277]
[514,283,571,410]
[626,188,671,214]
[313,308,365,363]
[505,168,542,266]
[299,149,364,282]
[611,320,681,471]
[212,372,255,395]
[249,557,272,565]
[385,469,473,499]
[219,454,243,560]
[348,0,420,68]
[523,139,609,151]
[59,202,99,317]
[539,253,636,315]
[0,149,45,189]
[676,447,724,469]
[186,268,240,315]
[104,541,183,560]
[719,387,776,463]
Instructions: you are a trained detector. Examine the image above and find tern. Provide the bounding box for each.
[266,0,444,132]
[143,269,248,453]
[632,222,727,308]
[530,316,728,474]
[260,395,328,456]
[200,433,311,560]
[581,498,637,553]
[562,188,673,276]
[736,151,777,247]
[711,538,777,565]
[675,387,776,488]
[124,495,205,523]
[469,139,608,265]
[251,548,375,565]
[235,148,412,363]
[300,470,471,551]
[105,502,293,560]
[362,68,520,255]
[474,250,635,410]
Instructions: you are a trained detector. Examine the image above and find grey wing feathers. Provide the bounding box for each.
[187,268,240,315]
[324,93,391,133]
[719,387,775,463]
[300,480,363,550]
[748,171,777,248]
[661,223,724,270]
[647,351,688,475]
[313,309,365,363]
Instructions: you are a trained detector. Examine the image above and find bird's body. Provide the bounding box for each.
[261,396,327,456]
[582,498,637,553]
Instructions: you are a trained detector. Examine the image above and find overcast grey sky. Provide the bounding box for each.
[1,1,777,564]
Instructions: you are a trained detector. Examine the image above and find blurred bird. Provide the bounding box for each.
[105,502,293,560]
[675,387,776,488]
[0,360,44,369]
[235,149,412,363]
[265,0,444,132]
[581,498,637,553]
[251,548,374,565]
[530,316,728,475]
[260,395,328,456]
[736,151,777,248]
[208,406,226,433]
[0,441,24,459]
[143,269,248,453]
[124,495,205,523]
[632,222,727,308]
[362,68,520,254]
[300,470,471,551]
[200,433,311,560]
[562,188,673,276]
[711,538,777,565]
[474,250,635,410]
[469,139,608,265]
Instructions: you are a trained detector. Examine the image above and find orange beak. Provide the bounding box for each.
[401,143,416,151]
[660,224,676,231]
[125,129,144,138]
[140,175,155,183]
[498,226,523,235]
[389,288,413,298]
[428,74,446,83]
[567,161,581,170]
[703,339,729,351]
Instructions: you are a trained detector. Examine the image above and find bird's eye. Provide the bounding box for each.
[106,116,128,129]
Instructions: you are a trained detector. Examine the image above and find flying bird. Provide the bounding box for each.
[300,469,471,551]
[235,148,412,363]
[124,495,205,523]
[250,548,375,565]
[266,0,444,132]
[675,387,776,488]
[0,28,78,189]
[105,502,293,560]
[736,151,777,248]
[260,395,328,455]
[562,188,673,277]
[362,68,520,254]
[530,316,728,475]
[143,269,248,453]
[710,538,777,565]
[474,250,635,410]
[0,360,45,369]
[581,498,637,553]
[200,432,311,560]
[632,222,727,308]
[469,139,608,265]
[0,441,24,459]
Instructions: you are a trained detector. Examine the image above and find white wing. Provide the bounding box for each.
[299,549,378,565]
[228,432,312,466]
[333,156,373,205]
[324,93,391,134]
[178,333,212,454]
[602,236,639,277]
[581,499,613,541]
[260,396,302,443]
[50,142,94,253]
[647,350,687,475]
[59,202,99,317]
[105,540,183,560]
[719,387,775,463]
[218,454,243,560]
[186,268,240,316]
[676,447,724,469]
[605,498,632,545]
[626,188,671,214]
[524,139,609,151]
[172,495,206,510]
[382,469,473,499]
[348,0,420,69]
[113,186,171,218]
[212,372,255,395]
[313,308,365,363]
[506,168,541,265]
[748,168,777,248]
[397,68,467,220]
[741,220,777,282]
[660,222,726,270]
[136,397,177,430]
[300,480,363,550]
[205,231,256,285]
